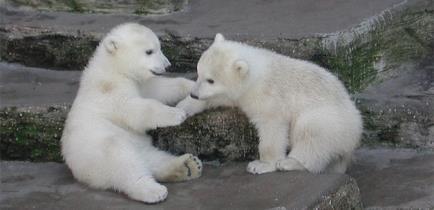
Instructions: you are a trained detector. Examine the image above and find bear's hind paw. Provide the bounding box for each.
[183,154,202,178]
[128,181,168,204]
[161,154,202,182]
[276,157,306,171]
[246,160,276,175]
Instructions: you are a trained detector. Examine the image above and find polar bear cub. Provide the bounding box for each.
[177,34,362,174]
[61,23,202,203]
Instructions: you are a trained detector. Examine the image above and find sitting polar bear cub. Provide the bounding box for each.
[177,34,363,174]
[61,23,202,203]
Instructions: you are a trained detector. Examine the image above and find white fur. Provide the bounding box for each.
[61,23,202,204]
[177,34,363,174]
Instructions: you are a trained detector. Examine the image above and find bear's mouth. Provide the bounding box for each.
[150,70,164,76]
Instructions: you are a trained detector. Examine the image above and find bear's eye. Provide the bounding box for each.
[146,49,153,55]
[206,79,214,84]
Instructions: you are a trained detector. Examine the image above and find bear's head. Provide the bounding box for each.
[100,23,171,80]
[190,34,250,101]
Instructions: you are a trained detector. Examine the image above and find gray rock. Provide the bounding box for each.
[4,0,188,15]
[1,0,408,39]
[356,60,434,148]
[348,148,434,209]
[0,0,433,160]
[7,61,434,162]
[0,161,362,210]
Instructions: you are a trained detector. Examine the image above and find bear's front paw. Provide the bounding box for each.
[157,107,187,127]
[246,160,276,175]
[176,97,206,117]
[276,157,306,171]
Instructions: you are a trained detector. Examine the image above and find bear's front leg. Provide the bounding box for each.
[176,95,208,116]
[114,97,186,132]
[140,77,195,105]
[247,120,289,174]
[177,95,235,117]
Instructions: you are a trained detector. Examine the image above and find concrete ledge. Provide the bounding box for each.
[0,161,362,210]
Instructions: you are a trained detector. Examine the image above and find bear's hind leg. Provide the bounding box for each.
[277,140,333,173]
[275,156,306,171]
[103,138,168,203]
[121,175,168,203]
[325,153,352,173]
[277,108,351,173]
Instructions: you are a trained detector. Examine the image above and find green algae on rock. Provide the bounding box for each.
[0,33,98,70]
[0,106,259,162]
[0,106,67,162]
[316,3,434,92]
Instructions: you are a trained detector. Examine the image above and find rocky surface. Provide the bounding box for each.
[0,161,362,210]
[349,148,434,209]
[356,59,434,148]
[2,1,434,152]
[1,0,408,39]
[2,148,433,209]
[0,63,80,107]
[4,0,188,15]
[2,0,432,91]
[1,0,434,209]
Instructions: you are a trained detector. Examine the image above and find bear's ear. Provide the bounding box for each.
[214,33,225,43]
[103,36,119,54]
[233,60,249,77]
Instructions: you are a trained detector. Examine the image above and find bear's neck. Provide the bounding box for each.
[84,53,136,85]
[234,59,269,104]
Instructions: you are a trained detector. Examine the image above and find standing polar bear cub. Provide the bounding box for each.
[177,34,362,174]
[61,23,202,203]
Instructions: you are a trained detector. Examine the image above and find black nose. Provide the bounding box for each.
[190,93,199,100]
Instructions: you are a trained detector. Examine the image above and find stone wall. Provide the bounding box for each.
[0,1,433,161]
[5,0,188,14]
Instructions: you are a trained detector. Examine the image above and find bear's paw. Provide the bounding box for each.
[246,160,276,175]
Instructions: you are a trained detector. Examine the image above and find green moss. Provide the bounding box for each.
[1,34,98,70]
[66,0,85,12]
[380,10,434,66]
[135,0,156,14]
[310,8,434,92]
[361,116,402,147]
[160,35,211,73]
[0,107,66,162]
[312,37,380,92]
[0,106,258,162]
